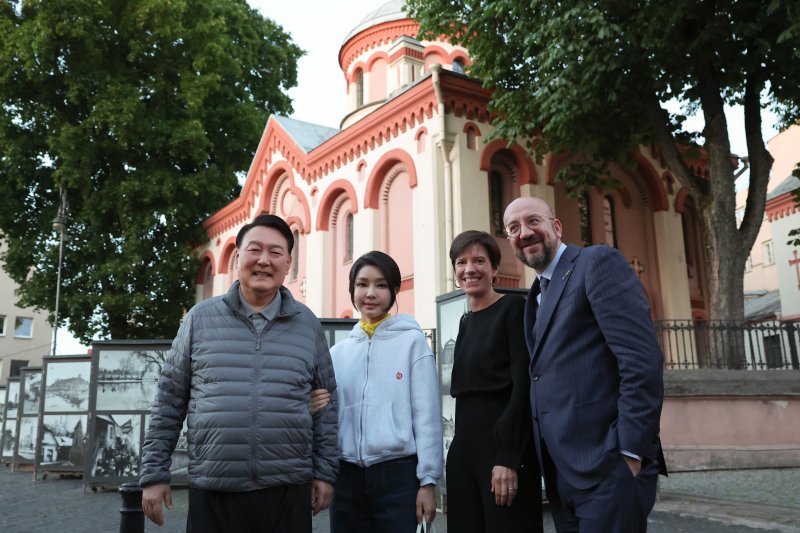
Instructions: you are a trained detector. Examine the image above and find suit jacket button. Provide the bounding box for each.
[532,374,540,381]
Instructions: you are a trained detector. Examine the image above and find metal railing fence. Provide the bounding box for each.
[655,320,800,370]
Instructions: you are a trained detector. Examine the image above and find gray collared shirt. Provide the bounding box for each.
[237,288,282,335]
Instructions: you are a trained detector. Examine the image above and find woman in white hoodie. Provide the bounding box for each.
[327,250,443,533]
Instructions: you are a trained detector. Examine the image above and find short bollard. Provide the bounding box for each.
[119,481,145,533]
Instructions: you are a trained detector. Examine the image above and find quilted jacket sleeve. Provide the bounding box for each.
[139,312,193,488]
[310,325,340,484]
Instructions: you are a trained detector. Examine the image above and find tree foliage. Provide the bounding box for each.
[0,0,303,343]
[407,0,800,325]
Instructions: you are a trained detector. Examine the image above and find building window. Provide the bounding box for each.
[14,317,33,338]
[291,229,300,280]
[10,360,29,377]
[466,127,478,150]
[602,196,618,248]
[763,334,784,369]
[452,58,465,74]
[578,193,592,247]
[763,240,775,266]
[355,68,364,108]
[202,261,213,300]
[489,171,505,237]
[744,255,752,273]
[345,213,354,262]
[0,314,6,336]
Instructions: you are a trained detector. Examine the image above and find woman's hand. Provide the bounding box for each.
[491,465,518,507]
[309,388,331,415]
[415,484,437,525]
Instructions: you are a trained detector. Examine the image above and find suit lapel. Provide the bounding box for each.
[533,244,580,361]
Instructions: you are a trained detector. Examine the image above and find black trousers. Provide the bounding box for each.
[446,397,543,533]
[187,483,311,533]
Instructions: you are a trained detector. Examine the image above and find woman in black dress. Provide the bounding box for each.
[446,230,543,533]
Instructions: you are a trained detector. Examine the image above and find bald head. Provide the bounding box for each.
[503,196,562,272]
[503,197,554,223]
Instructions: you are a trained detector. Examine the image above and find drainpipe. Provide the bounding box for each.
[431,64,454,290]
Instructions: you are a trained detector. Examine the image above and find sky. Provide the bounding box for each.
[56,0,781,354]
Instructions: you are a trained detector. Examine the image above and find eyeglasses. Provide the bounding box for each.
[504,214,554,238]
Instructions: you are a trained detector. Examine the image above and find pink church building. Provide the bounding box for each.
[195,0,711,336]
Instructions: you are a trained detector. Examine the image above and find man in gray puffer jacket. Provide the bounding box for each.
[140,214,338,532]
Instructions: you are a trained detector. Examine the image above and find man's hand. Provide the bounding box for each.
[490,465,519,507]
[415,484,436,525]
[142,484,172,526]
[310,389,331,415]
[311,479,334,515]
[623,455,642,477]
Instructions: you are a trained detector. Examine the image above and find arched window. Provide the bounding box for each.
[467,130,477,150]
[345,213,354,262]
[355,68,364,108]
[291,229,300,280]
[202,261,213,300]
[578,192,592,247]
[602,195,618,248]
[489,171,505,236]
[452,58,465,74]
[416,129,427,153]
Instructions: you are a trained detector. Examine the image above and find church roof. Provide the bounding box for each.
[272,115,340,153]
[744,289,781,321]
[767,173,800,201]
[342,0,409,44]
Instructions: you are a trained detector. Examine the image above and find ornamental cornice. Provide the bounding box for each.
[766,191,800,222]
[339,20,421,75]
[204,73,494,240]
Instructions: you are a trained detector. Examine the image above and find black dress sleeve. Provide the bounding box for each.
[492,295,534,469]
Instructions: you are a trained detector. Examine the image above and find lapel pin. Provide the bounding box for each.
[562,269,572,281]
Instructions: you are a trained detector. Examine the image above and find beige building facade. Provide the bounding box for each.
[0,241,53,384]
[740,124,800,319]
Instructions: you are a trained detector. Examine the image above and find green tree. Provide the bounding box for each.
[407,0,800,332]
[0,0,303,343]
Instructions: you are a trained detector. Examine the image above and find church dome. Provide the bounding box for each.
[342,0,409,44]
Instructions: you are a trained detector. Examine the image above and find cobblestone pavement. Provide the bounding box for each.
[1,465,799,532]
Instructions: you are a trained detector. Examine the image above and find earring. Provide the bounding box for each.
[492,274,500,286]
[454,279,461,289]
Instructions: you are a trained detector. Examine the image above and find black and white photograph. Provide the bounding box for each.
[2,418,17,457]
[436,290,469,460]
[3,380,20,419]
[16,416,39,462]
[44,360,91,412]
[143,414,189,480]
[89,413,142,479]
[95,348,166,412]
[21,370,43,415]
[38,414,87,469]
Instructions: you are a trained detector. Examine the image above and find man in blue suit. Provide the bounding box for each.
[503,197,666,532]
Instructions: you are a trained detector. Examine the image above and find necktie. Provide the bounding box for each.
[539,276,550,306]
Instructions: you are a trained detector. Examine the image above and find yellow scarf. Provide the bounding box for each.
[359,314,391,337]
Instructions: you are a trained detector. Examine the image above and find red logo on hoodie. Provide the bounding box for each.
[396,372,403,380]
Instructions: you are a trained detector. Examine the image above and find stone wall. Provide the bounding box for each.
[662,370,800,471]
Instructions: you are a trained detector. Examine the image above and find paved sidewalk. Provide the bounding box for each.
[1,465,799,532]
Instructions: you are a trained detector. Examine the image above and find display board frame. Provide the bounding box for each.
[34,355,92,476]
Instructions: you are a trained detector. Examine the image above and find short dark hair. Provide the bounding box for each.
[349,251,402,311]
[449,230,501,269]
[236,214,294,253]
